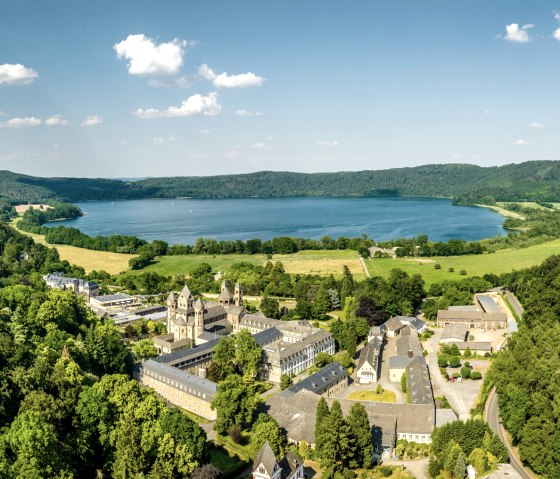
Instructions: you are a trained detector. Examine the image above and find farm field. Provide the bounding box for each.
[271,250,364,278]
[12,219,134,275]
[366,238,560,286]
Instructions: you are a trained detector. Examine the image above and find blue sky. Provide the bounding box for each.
[1,0,559,177]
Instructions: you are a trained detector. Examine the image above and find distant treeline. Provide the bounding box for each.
[6,160,560,205]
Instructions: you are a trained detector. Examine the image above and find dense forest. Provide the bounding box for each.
[0,223,209,478]
[487,255,560,477]
[5,160,560,204]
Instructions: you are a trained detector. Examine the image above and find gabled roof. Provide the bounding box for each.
[286,362,347,395]
[440,323,468,341]
[219,280,233,300]
[357,338,381,370]
[385,316,405,332]
[253,441,278,476]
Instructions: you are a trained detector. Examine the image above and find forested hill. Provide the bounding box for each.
[3,160,560,203]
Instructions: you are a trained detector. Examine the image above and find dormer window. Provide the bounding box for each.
[259,466,265,474]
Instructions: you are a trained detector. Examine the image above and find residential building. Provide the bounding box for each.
[252,442,304,479]
[286,362,348,397]
[406,356,433,405]
[43,272,99,300]
[368,323,387,342]
[356,337,382,384]
[399,316,427,333]
[385,316,406,337]
[389,326,424,382]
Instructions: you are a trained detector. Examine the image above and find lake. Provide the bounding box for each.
[50,197,506,245]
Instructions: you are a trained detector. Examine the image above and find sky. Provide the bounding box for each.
[0,0,559,178]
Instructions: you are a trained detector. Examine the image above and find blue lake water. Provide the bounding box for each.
[50,197,507,245]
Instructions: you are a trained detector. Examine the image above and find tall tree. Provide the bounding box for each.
[314,397,330,460]
[346,403,373,468]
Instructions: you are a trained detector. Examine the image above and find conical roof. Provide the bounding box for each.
[167,291,178,302]
[219,280,233,300]
[180,285,192,300]
[194,298,204,309]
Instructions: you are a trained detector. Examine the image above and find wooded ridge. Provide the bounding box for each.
[3,160,560,204]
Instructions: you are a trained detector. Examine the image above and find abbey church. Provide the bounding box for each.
[164,280,246,346]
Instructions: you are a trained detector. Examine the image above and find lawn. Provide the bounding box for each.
[137,253,266,276]
[347,390,397,402]
[365,238,560,286]
[209,444,250,478]
[271,250,364,278]
[11,219,134,275]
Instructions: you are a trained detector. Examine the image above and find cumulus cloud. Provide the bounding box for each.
[81,115,103,127]
[317,140,339,147]
[483,109,494,114]
[153,137,164,144]
[529,122,544,128]
[554,28,560,41]
[513,139,535,145]
[114,34,187,75]
[0,64,38,85]
[234,109,263,117]
[1,116,42,127]
[199,129,211,134]
[135,92,221,119]
[45,115,71,126]
[504,23,532,43]
[554,11,560,21]
[198,64,264,88]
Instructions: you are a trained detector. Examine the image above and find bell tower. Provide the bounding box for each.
[234,282,243,306]
[194,298,205,338]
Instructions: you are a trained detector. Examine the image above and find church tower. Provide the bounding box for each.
[234,282,243,306]
[194,298,205,338]
[166,292,178,338]
[219,280,234,306]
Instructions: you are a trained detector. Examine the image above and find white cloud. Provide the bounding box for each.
[521,23,535,30]
[554,11,560,21]
[153,137,164,144]
[199,129,211,134]
[483,109,494,114]
[198,64,264,88]
[121,140,128,144]
[1,116,41,127]
[135,92,221,119]
[168,136,176,142]
[81,115,103,127]
[114,34,187,75]
[513,139,535,145]
[234,109,263,117]
[529,122,544,128]
[148,75,196,89]
[554,28,560,41]
[504,23,531,43]
[317,140,339,147]
[45,115,71,126]
[0,64,38,85]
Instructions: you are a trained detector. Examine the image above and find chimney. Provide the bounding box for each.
[408,349,413,358]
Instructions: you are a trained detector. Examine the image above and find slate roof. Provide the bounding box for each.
[154,338,219,367]
[264,329,333,365]
[357,337,381,370]
[453,341,493,351]
[396,329,423,357]
[253,441,278,476]
[389,356,412,369]
[385,316,405,332]
[140,360,217,400]
[279,452,303,479]
[286,362,347,395]
[252,327,284,346]
[406,356,433,405]
[369,323,387,336]
[226,305,246,315]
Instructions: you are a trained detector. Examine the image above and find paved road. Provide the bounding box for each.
[484,388,535,479]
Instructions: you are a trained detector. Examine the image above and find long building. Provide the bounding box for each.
[135,359,218,420]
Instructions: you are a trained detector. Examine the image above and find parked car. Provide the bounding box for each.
[457,377,462,383]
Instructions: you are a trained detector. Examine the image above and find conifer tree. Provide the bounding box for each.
[320,401,350,471]
[314,397,330,460]
[346,403,373,468]
[453,452,466,479]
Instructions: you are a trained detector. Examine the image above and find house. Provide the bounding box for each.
[389,326,424,382]
[152,334,189,355]
[43,272,99,300]
[400,316,427,333]
[406,357,433,405]
[440,324,469,343]
[385,316,406,337]
[437,304,507,330]
[368,323,387,342]
[356,338,382,384]
[134,359,217,420]
[287,362,348,397]
[252,442,304,479]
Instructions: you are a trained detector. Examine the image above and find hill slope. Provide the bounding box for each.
[3,160,560,203]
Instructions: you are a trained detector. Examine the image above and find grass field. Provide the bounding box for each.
[366,238,560,286]
[137,249,365,278]
[347,389,397,402]
[11,219,134,275]
[271,250,364,278]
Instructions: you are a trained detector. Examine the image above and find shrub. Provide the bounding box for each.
[434,263,442,269]
[228,425,242,444]
[448,267,455,272]
[470,371,482,380]
[460,366,471,379]
[375,384,384,395]
[438,356,449,368]
[452,372,460,379]
[449,356,461,368]
[459,269,467,275]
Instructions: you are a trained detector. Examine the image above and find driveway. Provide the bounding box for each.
[383,458,429,479]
